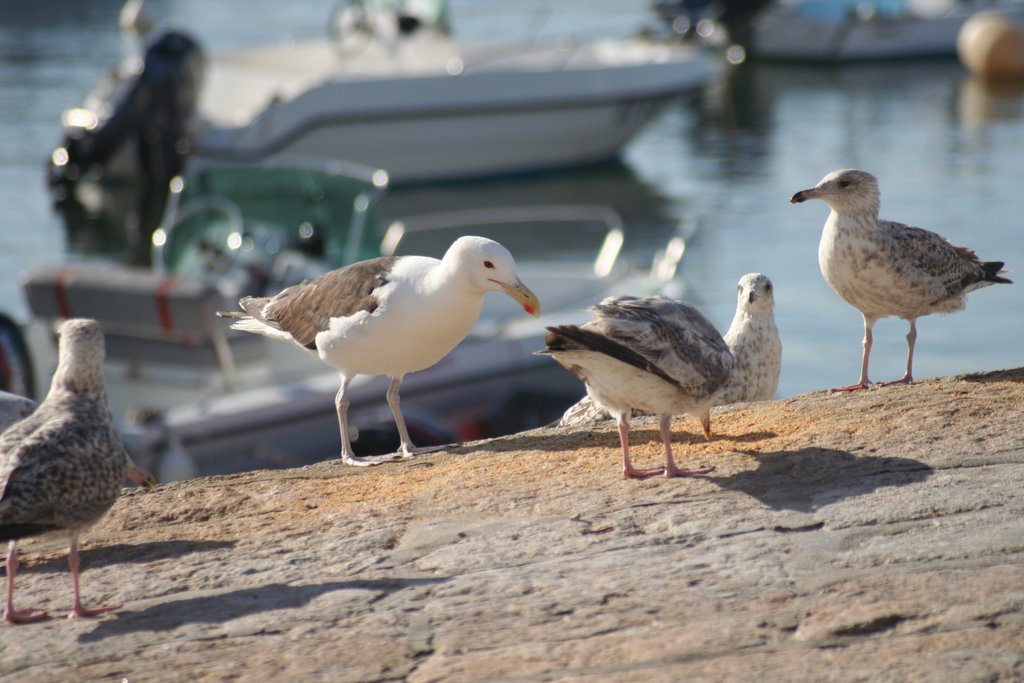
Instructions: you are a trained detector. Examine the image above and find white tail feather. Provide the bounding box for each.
[229,318,297,344]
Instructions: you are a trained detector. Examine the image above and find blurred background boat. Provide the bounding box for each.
[47,0,713,192]
[656,0,1024,62]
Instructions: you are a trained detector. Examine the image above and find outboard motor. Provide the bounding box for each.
[48,30,205,194]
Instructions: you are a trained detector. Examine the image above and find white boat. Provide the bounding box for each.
[661,0,1024,62]
[49,2,713,189]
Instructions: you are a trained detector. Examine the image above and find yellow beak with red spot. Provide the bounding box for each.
[491,277,541,317]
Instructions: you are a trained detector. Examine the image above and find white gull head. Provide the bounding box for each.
[716,273,782,406]
[735,272,775,318]
[789,168,880,218]
[442,236,541,316]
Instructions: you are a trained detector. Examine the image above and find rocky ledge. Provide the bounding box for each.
[2,369,1023,681]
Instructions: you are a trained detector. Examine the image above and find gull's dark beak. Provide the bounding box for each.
[790,188,819,204]
[747,291,757,304]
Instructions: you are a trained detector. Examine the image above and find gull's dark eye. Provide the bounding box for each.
[838,180,851,189]
[483,260,495,269]
[765,282,772,292]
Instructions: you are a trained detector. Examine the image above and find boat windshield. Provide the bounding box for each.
[155,163,388,289]
[382,205,624,270]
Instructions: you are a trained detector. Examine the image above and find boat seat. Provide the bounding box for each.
[21,264,263,387]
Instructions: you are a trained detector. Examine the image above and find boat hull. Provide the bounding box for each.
[747,4,1024,62]
[142,336,583,477]
[193,39,711,184]
[199,93,675,184]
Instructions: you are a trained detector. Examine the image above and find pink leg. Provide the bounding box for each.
[386,375,450,458]
[67,538,120,620]
[833,317,875,392]
[336,376,372,467]
[879,319,916,387]
[619,413,664,479]
[4,542,46,625]
[661,415,715,478]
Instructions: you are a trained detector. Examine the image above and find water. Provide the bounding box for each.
[1,0,1022,400]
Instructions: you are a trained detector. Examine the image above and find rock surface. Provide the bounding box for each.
[2,369,1023,681]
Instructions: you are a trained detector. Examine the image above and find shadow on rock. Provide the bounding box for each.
[17,540,237,575]
[469,431,619,454]
[78,576,447,643]
[960,368,1024,384]
[670,429,778,447]
[468,423,777,455]
[708,448,933,512]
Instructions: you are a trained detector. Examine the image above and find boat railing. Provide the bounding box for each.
[380,204,626,278]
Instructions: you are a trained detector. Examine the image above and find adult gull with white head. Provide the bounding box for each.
[218,236,541,465]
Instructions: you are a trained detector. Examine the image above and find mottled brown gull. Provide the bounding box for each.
[557,273,782,427]
[713,272,782,405]
[539,295,733,479]
[790,169,1011,391]
[218,236,540,466]
[1,319,156,624]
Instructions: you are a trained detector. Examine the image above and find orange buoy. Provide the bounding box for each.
[958,12,1024,80]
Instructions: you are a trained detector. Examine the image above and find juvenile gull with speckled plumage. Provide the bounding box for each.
[713,273,782,405]
[1,319,156,624]
[218,236,540,465]
[557,273,782,427]
[791,169,1011,391]
[539,295,733,479]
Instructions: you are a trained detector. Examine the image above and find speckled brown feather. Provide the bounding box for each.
[886,220,1010,303]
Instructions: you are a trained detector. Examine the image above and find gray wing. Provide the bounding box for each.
[883,220,992,299]
[544,324,684,389]
[588,296,733,395]
[245,256,400,349]
[0,392,36,434]
[0,408,52,504]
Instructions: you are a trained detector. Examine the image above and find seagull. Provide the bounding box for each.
[790,169,1011,391]
[218,236,540,466]
[557,273,781,426]
[1,319,157,624]
[713,273,782,405]
[540,295,733,479]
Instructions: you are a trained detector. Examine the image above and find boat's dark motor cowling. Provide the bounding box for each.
[48,30,205,192]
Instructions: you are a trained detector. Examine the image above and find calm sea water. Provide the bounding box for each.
[1,0,1022,399]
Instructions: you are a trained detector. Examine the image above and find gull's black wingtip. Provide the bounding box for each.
[982,261,1013,285]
